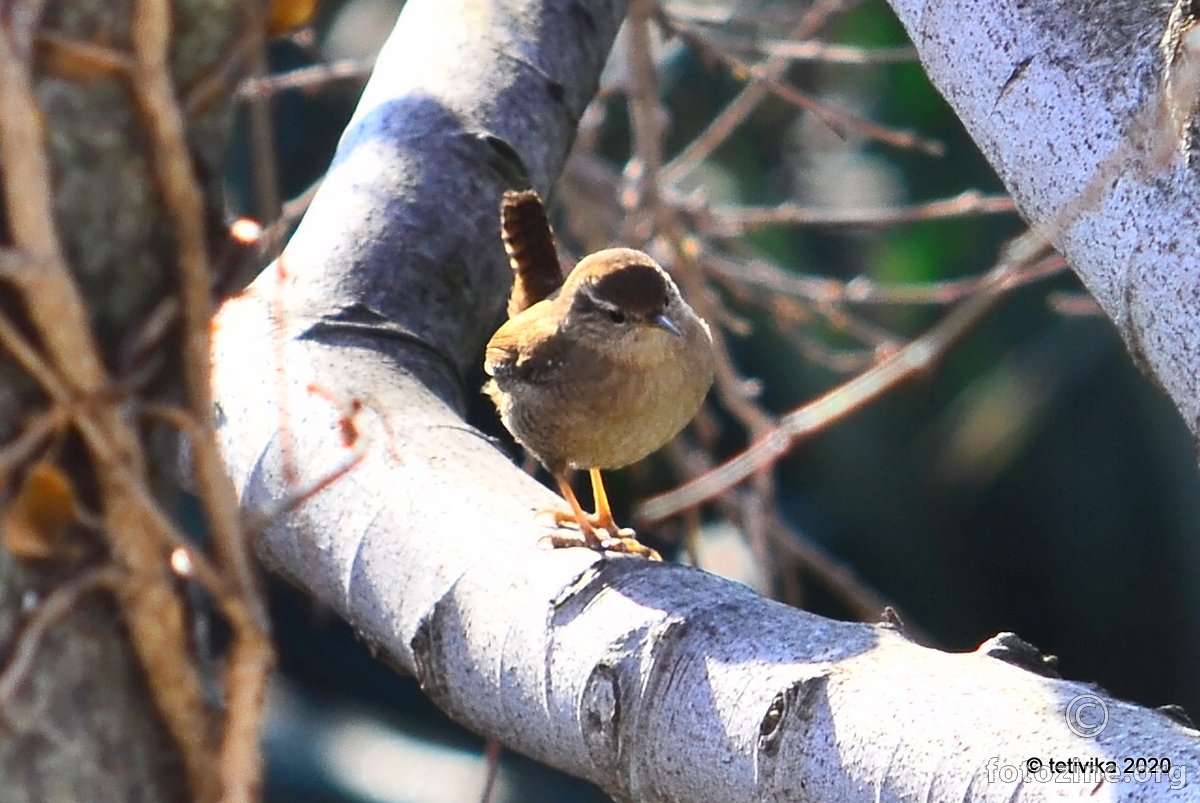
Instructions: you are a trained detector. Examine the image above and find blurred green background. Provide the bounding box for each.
[232,1,1200,800]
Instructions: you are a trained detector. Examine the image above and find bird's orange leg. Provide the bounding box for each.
[588,467,619,532]
[588,468,660,560]
[543,473,607,550]
[538,470,660,560]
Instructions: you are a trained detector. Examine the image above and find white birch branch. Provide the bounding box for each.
[887,0,1200,443]
[211,1,1200,800]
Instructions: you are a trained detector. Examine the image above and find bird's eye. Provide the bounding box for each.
[608,309,627,324]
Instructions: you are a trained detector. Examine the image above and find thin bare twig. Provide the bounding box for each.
[705,191,1015,235]
[663,1,820,28]
[702,246,1066,307]
[659,435,911,623]
[1046,291,1103,317]
[477,740,503,803]
[661,0,851,183]
[183,27,256,119]
[0,407,67,479]
[238,58,372,98]
[627,0,774,436]
[0,566,125,711]
[765,512,903,627]
[35,32,133,78]
[128,3,273,802]
[674,22,944,157]
[241,0,282,232]
[740,38,918,65]
[637,247,1067,523]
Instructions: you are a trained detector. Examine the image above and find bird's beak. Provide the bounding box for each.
[652,312,682,337]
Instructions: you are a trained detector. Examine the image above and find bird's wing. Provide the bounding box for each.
[483,302,567,381]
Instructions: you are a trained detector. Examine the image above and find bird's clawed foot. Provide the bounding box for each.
[539,468,661,560]
[537,508,661,560]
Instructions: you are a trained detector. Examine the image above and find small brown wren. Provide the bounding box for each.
[484,190,715,559]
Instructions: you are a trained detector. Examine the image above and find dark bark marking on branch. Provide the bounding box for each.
[581,660,621,770]
[999,56,1033,102]
[300,306,468,412]
[757,675,826,758]
[410,609,441,699]
[477,132,533,190]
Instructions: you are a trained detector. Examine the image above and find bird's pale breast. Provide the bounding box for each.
[488,324,713,472]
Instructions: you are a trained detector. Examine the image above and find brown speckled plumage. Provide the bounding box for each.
[484,191,714,557]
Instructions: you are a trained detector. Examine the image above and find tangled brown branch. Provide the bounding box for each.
[0,3,275,801]
[554,0,1074,615]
